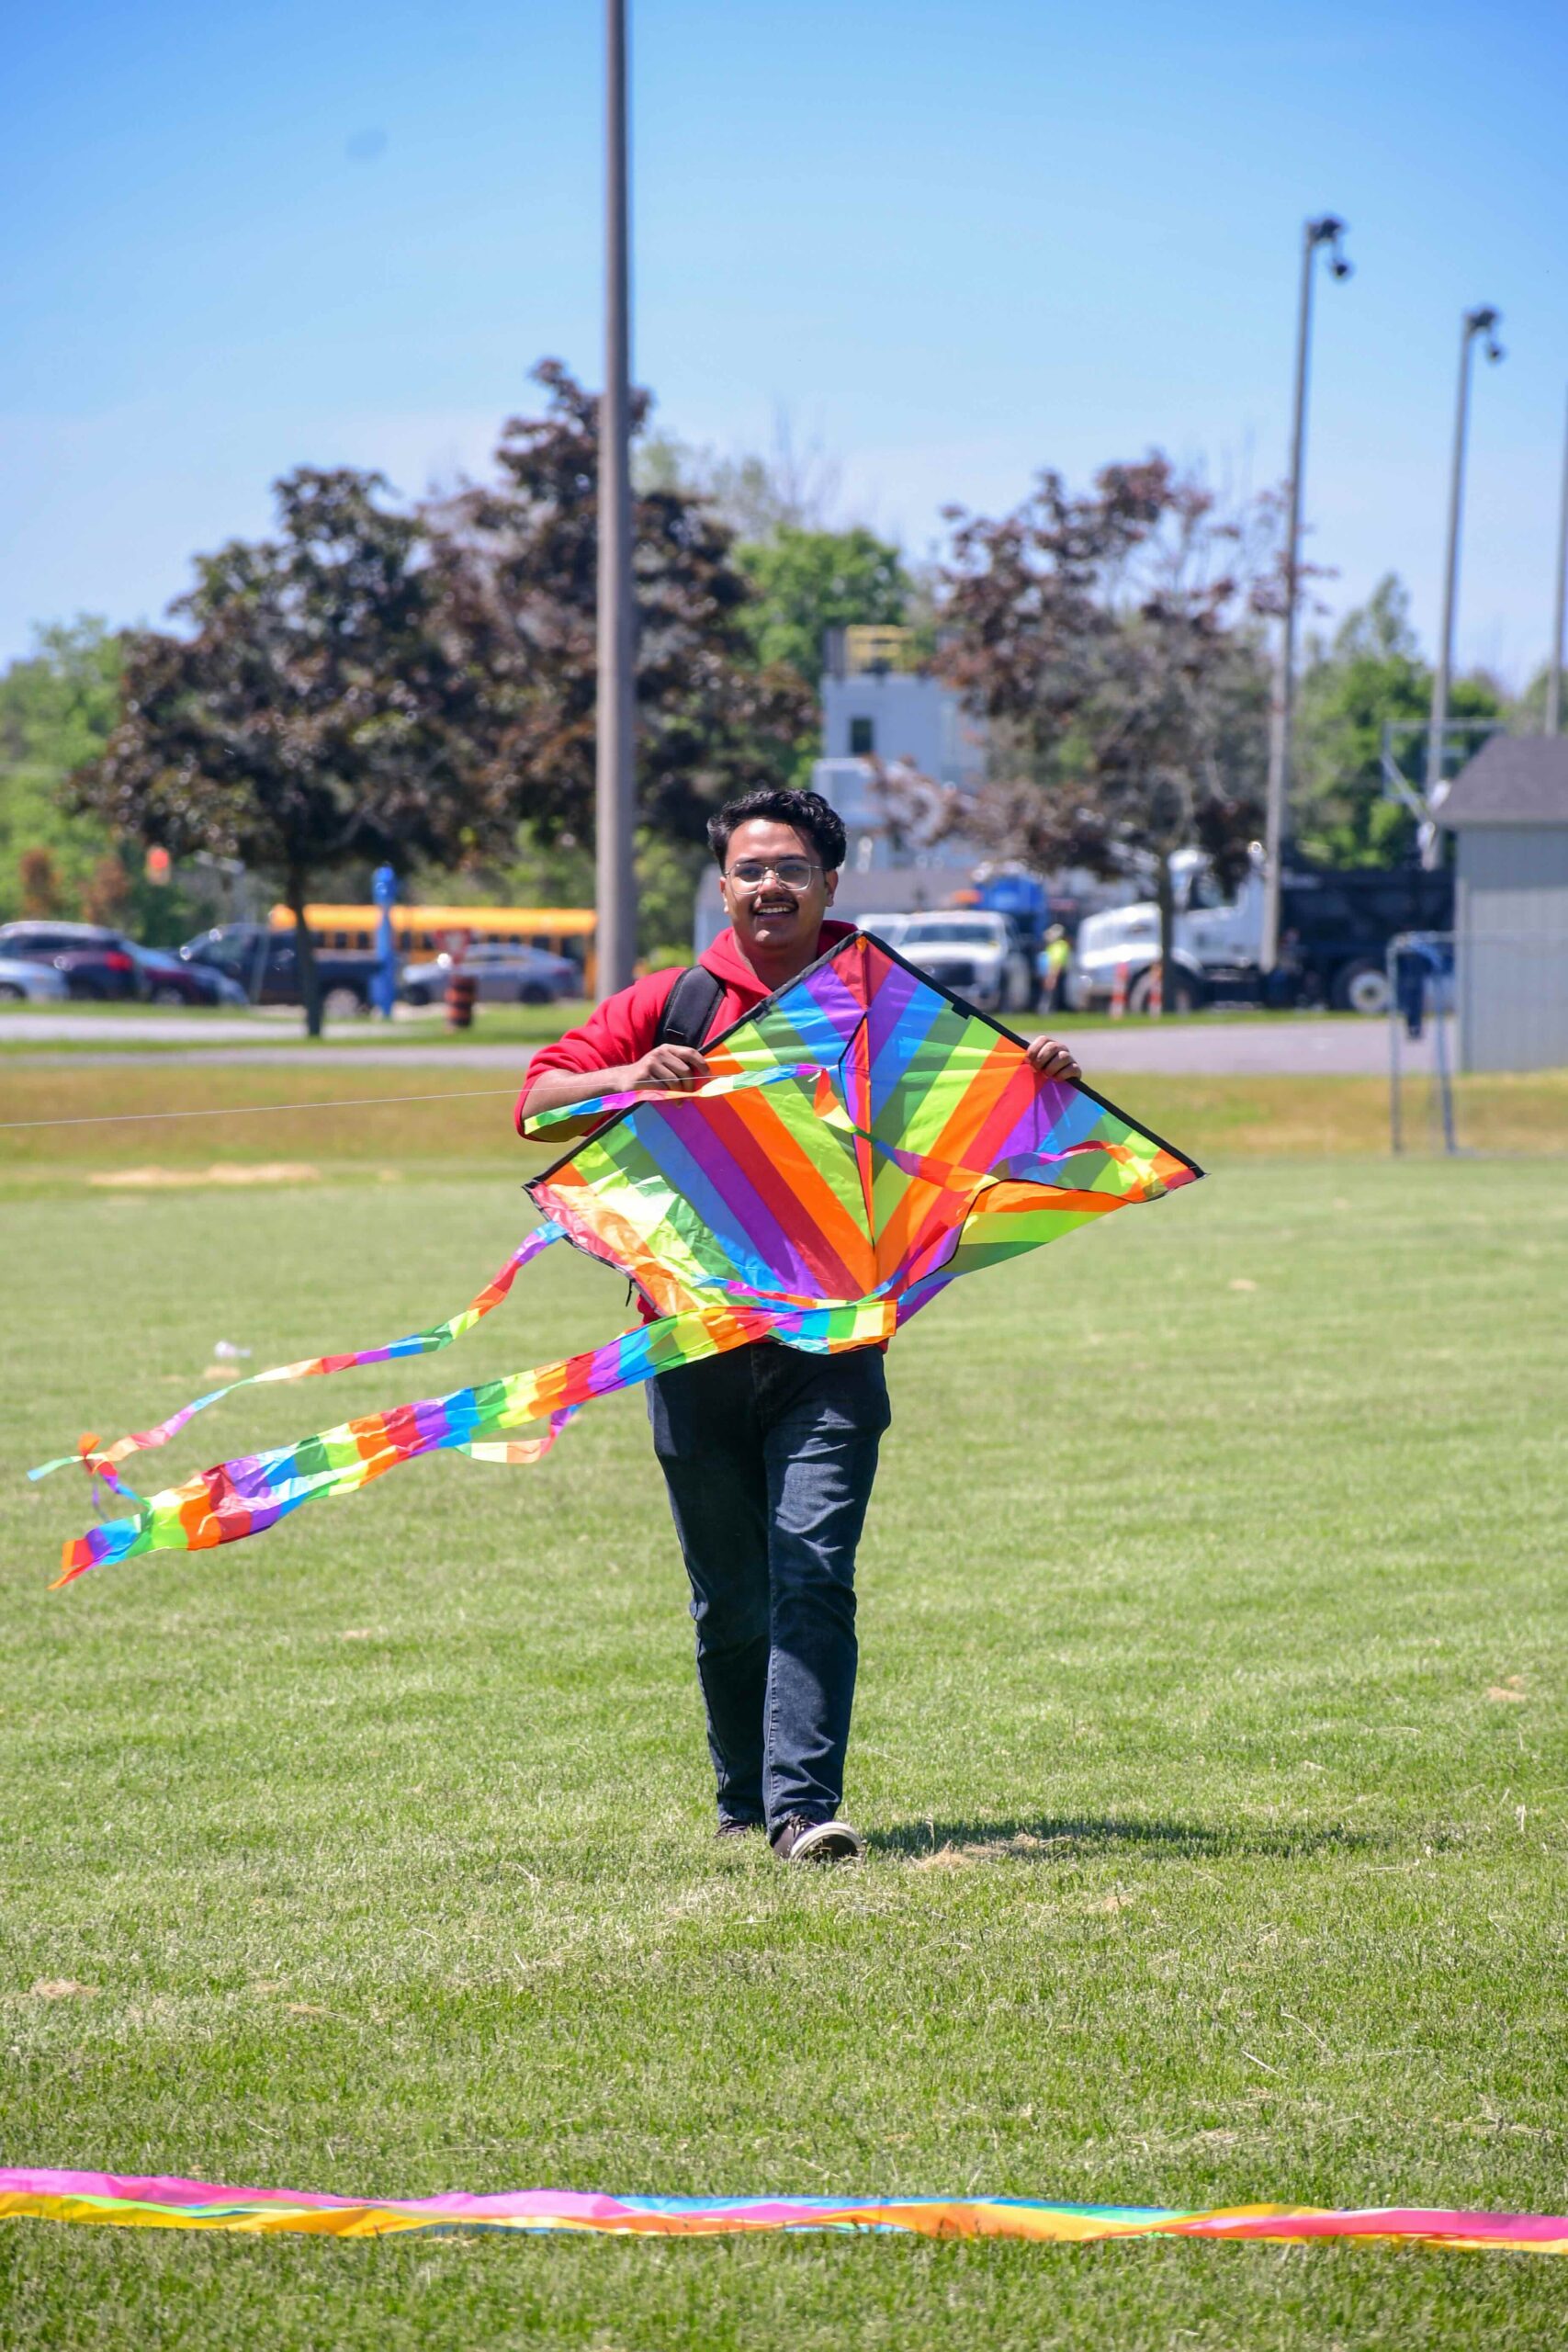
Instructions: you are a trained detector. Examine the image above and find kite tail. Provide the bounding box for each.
[2,2170,1564,2249]
[50,1297,785,1587]
[28,1222,565,1487]
[456,1409,584,1464]
[49,1291,906,1588]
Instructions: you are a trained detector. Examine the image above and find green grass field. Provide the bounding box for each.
[2,1086,1565,2346]
[0,998,586,1052]
[6,1057,1568,1182]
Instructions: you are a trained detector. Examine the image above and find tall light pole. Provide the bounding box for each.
[1547,386,1568,738]
[1260,216,1352,978]
[1424,304,1504,862]
[595,0,637,998]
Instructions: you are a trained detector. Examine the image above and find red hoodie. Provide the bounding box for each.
[515,919,876,1338]
[514,918,860,1136]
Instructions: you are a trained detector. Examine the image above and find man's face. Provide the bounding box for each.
[717,819,837,961]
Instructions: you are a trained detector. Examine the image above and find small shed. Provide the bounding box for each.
[1439,735,1568,1072]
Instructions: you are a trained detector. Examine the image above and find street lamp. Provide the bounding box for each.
[1423,304,1504,861]
[1260,215,1353,978]
[595,0,637,998]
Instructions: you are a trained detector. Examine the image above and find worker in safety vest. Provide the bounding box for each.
[1040,924,1072,1014]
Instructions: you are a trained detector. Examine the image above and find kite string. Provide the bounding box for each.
[0,1087,523,1134]
[524,1061,833,1134]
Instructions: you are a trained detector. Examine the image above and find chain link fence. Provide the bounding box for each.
[1387,931,1568,1154]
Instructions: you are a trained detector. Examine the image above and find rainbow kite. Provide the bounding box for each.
[33,931,1201,1583]
[2,2171,1562,2250]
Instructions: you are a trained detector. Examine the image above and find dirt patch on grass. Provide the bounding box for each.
[88,1162,321,1188]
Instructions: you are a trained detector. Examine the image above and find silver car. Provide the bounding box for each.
[401,942,580,1007]
[0,955,70,1002]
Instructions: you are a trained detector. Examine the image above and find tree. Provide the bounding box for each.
[75,469,476,1033]
[940,457,1272,1001]
[1506,662,1557,734]
[636,422,915,774]
[0,619,130,925]
[425,363,813,848]
[735,526,912,688]
[1292,574,1501,866]
[414,820,705,968]
[635,411,842,543]
[82,854,133,927]
[17,846,62,919]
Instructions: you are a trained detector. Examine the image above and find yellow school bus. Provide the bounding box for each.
[268,902,597,989]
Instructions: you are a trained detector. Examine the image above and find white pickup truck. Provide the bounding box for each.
[869,910,1033,1014]
[1070,858,1252,1014]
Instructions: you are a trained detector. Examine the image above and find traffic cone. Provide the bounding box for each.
[1110,961,1128,1019]
[445,970,478,1031]
[1146,958,1164,1018]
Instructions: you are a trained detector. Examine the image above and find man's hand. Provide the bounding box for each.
[1024,1034,1082,1083]
[519,1045,711,1129]
[625,1044,711,1092]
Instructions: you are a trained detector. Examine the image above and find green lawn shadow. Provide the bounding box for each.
[866,1814,1381,1861]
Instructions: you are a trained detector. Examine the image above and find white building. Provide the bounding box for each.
[818,626,986,791]
[1440,735,1568,1073]
[694,628,989,950]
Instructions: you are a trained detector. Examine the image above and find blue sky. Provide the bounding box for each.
[4,0,1565,680]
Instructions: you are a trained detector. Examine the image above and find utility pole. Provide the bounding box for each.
[1548,387,1568,738]
[1260,216,1351,978]
[1424,304,1503,864]
[595,0,637,997]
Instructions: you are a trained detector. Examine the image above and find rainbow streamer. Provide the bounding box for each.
[1,2171,1562,2251]
[29,1222,565,1484]
[35,933,1201,1584]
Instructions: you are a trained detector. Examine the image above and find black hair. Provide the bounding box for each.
[706,786,847,874]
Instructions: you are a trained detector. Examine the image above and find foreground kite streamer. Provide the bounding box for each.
[2,2171,1563,2251]
[33,933,1204,1584]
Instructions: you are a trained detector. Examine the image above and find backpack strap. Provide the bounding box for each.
[654,965,725,1050]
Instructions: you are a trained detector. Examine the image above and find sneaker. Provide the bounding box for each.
[771,1815,864,1865]
[716,1816,762,1841]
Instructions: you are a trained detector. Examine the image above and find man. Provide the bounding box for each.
[518,787,1081,1863]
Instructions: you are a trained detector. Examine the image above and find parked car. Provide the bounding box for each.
[865,910,1032,1015]
[181,924,375,1018]
[130,944,250,1008]
[0,955,71,1002]
[400,942,580,1007]
[0,922,147,1001]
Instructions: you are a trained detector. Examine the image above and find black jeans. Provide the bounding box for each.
[646,1341,891,1830]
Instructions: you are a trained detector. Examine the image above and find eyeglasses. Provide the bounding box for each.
[726,857,820,890]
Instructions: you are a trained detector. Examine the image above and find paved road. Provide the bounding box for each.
[0,1011,391,1046]
[1085,1017,1446,1077]
[3,1011,1446,1077]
